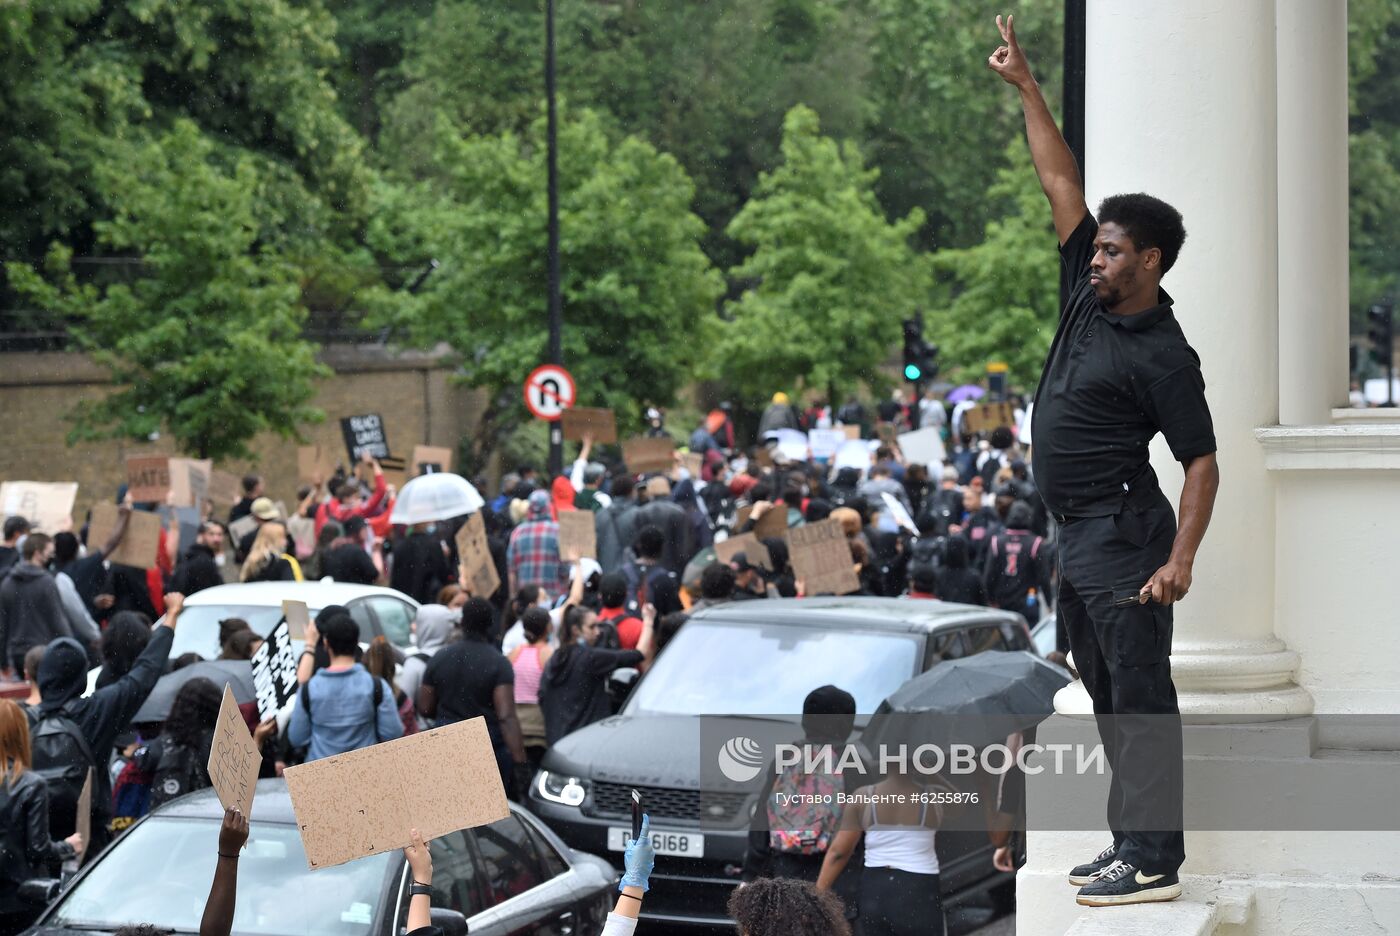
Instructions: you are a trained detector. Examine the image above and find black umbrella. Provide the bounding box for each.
[864,650,1071,753]
[131,660,257,724]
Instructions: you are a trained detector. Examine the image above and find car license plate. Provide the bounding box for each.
[607,826,704,858]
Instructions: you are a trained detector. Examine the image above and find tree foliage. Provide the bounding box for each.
[717,106,928,404]
[368,107,723,460]
[7,122,328,460]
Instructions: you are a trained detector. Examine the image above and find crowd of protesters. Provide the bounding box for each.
[0,382,1046,936]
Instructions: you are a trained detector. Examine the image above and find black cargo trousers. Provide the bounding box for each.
[1055,485,1185,873]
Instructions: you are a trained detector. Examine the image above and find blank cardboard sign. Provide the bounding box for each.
[285,717,509,870]
[168,458,212,509]
[411,445,454,476]
[561,407,617,444]
[714,533,773,572]
[557,510,597,560]
[789,518,860,597]
[753,504,789,542]
[0,481,78,534]
[209,685,261,820]
[455,512,500,599]
[88,502,162,570]
[282,599,310,641]
[622,437,674,475]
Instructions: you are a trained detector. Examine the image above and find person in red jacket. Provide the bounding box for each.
[315,453,388,537]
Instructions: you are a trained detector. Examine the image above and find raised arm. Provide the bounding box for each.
[988,14,1087,244]
[200,807,248,936]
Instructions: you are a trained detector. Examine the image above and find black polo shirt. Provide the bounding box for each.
[1031,213,1215,518]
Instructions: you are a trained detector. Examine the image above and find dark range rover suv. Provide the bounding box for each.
[527,597,1033,927]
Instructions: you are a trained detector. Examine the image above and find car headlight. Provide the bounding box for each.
[536,771,589,807]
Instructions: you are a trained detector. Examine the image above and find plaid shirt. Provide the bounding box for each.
[508,519,567,593]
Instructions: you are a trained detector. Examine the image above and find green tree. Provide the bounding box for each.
[7,122,328,460]
[925,138,1059,388]
[368,107,723,466]
[717,105,928,404]
[1349,0,1400,345]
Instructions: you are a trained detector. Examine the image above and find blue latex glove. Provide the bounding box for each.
[619,813,655,892]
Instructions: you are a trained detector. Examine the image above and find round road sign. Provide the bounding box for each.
[523,364,576,421]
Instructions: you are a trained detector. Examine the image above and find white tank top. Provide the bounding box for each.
[863,800,940,875]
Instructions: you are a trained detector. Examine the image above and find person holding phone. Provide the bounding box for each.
[989,13,1218,908]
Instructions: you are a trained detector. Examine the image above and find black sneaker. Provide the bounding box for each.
[1067,843,1118,886]
[1075,860,1182,907]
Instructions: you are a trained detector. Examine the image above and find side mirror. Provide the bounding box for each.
[429,907,468,936]
[19,878,61,907]
[608,667,639,696]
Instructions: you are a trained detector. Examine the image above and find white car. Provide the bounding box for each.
[164,581,421,661]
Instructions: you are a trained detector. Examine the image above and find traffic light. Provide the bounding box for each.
[1368,303,1394,369]
[902,317,940,383]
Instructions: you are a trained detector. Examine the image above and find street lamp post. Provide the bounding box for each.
[545,0,564,476]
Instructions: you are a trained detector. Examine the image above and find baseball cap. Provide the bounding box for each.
[250,497,279,521]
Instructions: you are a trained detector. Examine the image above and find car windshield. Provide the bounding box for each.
[625,621,922,715]
[50,817,393,935]
[170,605,313,660]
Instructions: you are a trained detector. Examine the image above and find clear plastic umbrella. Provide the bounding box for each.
[388,472,485,526]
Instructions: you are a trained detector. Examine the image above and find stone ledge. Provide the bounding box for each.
[1255,423,1400,470]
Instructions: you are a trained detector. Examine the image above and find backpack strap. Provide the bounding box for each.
[372,676,383,744]
[51,709,97,774]
[300,681,312,719]
[1031,536,1043,560]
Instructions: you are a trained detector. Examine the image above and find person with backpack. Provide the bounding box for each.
[287,612,403,762]
[595,574,643,650]
[620,526,676,615]
[29,591,183,860]
[0,699,84,935]
[982,502,1053,626]
[364,636,419,737]
[539,604,652,746]
[133,677,222,810]
[398,604,458,712]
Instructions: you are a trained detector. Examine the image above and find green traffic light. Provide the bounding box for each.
[904,364,922,381]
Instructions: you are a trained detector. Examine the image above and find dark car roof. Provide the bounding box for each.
[685,596,1022,634]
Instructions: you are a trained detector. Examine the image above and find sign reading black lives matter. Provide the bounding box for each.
[251,621,299,722]
[340,413,391,462]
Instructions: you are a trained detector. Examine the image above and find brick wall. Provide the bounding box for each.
[0,344,489,525]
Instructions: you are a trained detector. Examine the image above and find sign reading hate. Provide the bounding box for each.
[126,456,171,503]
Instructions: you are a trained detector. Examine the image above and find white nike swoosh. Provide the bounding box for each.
[1136,871,1166,885]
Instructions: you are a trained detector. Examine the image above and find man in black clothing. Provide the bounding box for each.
[417,599,529,799]
[1,535,71,675]
[322,517,379,585]
[33,592,183,857]
[992,15,1219,907]
[0,516,29,578]
[229,474,263,524]
[172,521,227,596]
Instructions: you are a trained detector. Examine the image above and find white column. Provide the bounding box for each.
[1055,0,1311,719]
[1277,0,1350,424]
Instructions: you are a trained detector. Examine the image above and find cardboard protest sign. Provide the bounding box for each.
[714,533,773,571]
[557,510,597,560]
[561,407,617,444]
[209,470,242,506]
[284,717,509,870]
[881,492,920,536]
[376,455,408,492]
[773,430,809,464]
[297,445,335,483]
[841,425,862,440]
[963,402,1017,436]
[808,429,845,461]
[455,512,500,598]
[897,427,946,469]
[788,518,860,597]
[0,481,78,533]
[88,502,161,570]
[411,445,454,476]
[228,513,259,547]
[126,456,171,503]
[251,621,300,722]
[209,684,261,820]
[753,504,789,541]
[168,458,212,509]
[287,515,316,560]
[875,422,899,445]
[282,599,311,641]
[622,437,675,475]
[340,413,391,462]
[75,768,92,860]
[735,504,753,530]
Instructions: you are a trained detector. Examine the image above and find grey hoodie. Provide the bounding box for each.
[399,604,458,704]
[0,562,71,664]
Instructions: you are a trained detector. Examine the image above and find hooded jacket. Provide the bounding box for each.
[171,543,224,597]
[594,498,639,575]
[539,642,642,745]
[0,563,72,664]
[398,605,458,705]
[35,628,173,849]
